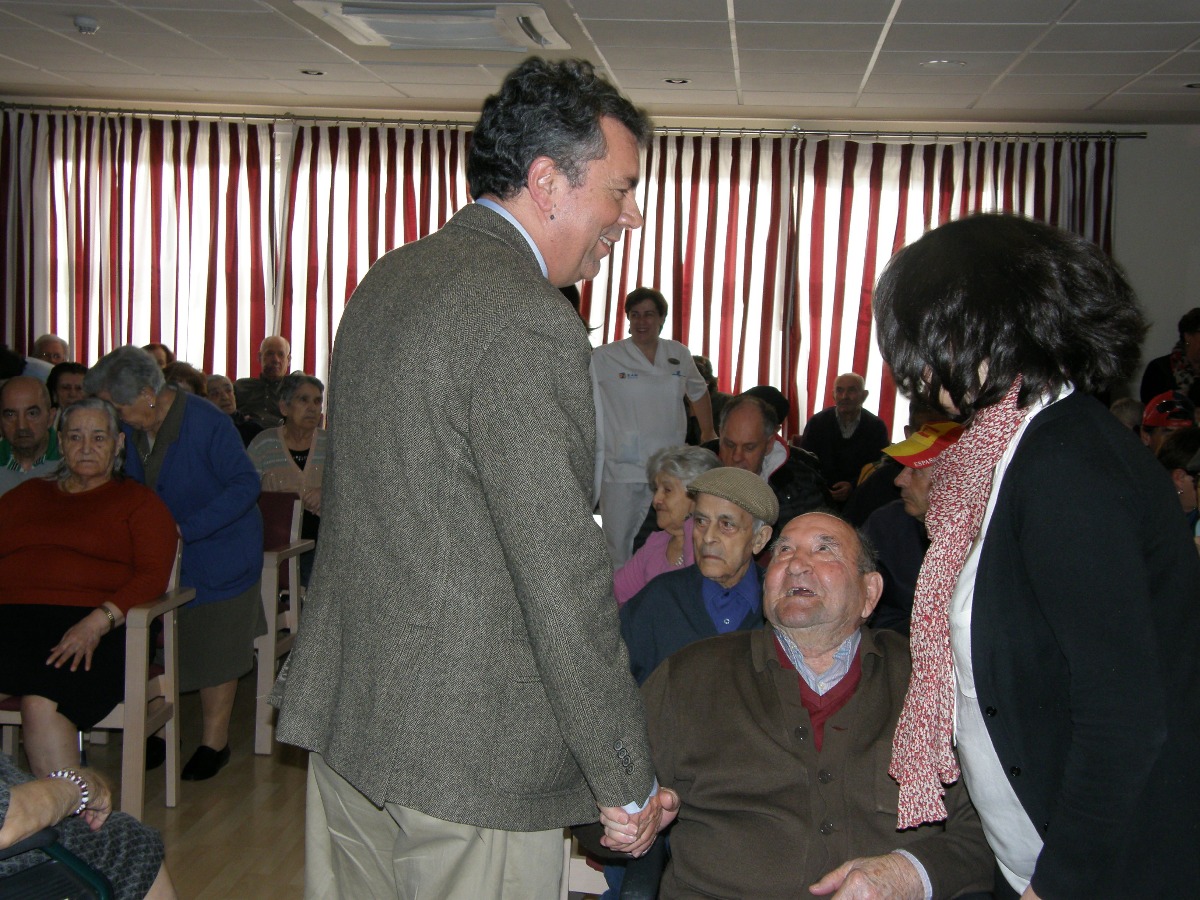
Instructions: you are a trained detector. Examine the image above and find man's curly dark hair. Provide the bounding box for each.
[467,57,650,201]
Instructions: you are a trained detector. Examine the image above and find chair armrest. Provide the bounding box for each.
[0,825,59,861]
[124,587,197,631]
[264,538,316,564]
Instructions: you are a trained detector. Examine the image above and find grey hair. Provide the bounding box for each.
[718,394,778,439]
[278,372,324,406]
[206,374,233,391]
[646,444,719,488]
[56,398,123,482]
[83,346,164,404]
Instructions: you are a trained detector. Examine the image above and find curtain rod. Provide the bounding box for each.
[1,101,1146,141]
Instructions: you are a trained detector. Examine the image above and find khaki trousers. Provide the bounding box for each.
[305,753,564,900]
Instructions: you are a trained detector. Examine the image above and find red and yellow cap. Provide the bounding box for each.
[882,420,964,469]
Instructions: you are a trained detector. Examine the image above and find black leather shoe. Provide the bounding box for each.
[181,744,230,781]
[145,736,166,771]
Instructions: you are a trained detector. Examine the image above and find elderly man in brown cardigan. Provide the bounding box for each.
[637,512,994,899]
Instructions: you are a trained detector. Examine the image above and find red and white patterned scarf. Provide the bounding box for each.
[889,378,1029,828]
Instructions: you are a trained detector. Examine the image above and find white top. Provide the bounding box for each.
[950,387,1071,894]
[590,337,707,484]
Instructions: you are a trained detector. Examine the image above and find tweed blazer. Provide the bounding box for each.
[274,203,655,830]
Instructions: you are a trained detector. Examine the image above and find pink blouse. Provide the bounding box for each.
[613,516,695,605]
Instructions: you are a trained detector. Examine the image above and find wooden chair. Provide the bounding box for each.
[0,542,195,820]
[253,491,314,755]
[559,829,609,899]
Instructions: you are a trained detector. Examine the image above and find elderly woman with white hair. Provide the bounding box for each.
[612,444,719,605]
[0,399,177,777]
[84,347,263,782]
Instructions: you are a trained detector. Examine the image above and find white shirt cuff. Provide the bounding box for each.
[621,778,659,814]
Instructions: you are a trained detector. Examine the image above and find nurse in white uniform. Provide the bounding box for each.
[591,287,715,565]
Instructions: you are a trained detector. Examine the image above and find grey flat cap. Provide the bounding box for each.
[689,466,779,525]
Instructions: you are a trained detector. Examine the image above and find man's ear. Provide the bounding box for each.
[751,524,773,555]
[860,571,884,620]
[525,155,560,218]
[861,389,870,402]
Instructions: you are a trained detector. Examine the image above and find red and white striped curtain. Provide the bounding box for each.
[1,110,1115,434]
[588,134,1115,438]
[0,110,272,377]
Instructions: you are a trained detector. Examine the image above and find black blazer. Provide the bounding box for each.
[971,391,1200,898]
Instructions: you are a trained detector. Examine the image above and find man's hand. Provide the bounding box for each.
[810,853,924,899]
[829,481,852,503]
[598,788,680,857]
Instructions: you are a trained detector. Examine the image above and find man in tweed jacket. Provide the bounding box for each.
[273,58,669,898]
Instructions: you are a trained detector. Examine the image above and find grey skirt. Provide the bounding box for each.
[178,580,266,692]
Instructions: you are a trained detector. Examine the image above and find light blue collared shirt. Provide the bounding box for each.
[473,197,548,279]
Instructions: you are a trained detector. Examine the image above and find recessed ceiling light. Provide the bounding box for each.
[663,77,690,84]
[1185,82,1200,90]
[301,69,325,76]
[920,59,967,68]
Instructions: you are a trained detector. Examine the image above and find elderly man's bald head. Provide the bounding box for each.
[259,336,291,382]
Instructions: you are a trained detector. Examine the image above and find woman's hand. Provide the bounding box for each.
[79,768,113,831]
[46,608,112,672]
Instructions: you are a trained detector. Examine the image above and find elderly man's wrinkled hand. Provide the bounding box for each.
[598,788,679,857]
[809,853,924,899]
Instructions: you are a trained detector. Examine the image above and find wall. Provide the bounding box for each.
[1112,124,1200,397]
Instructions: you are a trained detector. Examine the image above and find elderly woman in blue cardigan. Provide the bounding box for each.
[85,347,263,782]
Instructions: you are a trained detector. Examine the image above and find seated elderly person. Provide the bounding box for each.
[0,753,175,898]
[247,373,326,585]
[620,467,777,686]
[613,445,719,605]
[205,374,262,447]
[615,511,994,899]
[0,399,177,777]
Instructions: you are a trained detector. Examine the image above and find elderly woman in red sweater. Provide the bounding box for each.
[0,398,177,777]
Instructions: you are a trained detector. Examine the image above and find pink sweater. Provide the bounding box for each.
[613,517,695,605]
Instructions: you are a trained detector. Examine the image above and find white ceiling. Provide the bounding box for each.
[1,0,1199,125]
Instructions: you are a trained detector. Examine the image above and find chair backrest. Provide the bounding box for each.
[259,490,303,552]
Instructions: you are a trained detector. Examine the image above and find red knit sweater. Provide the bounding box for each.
[0,477,177,614]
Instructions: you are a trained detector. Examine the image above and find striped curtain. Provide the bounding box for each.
[589,135,1116,438]
[0,110,271,377]
[1,110,1115,435]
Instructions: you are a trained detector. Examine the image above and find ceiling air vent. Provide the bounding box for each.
[295,2,570,51]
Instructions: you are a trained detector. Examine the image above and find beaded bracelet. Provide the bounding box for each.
[47,768,90,817]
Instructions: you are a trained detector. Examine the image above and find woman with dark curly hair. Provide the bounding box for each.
[876,213,1200,900]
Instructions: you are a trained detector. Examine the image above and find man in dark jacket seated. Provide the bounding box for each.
[616,512,994,899]
[620,467,778,686]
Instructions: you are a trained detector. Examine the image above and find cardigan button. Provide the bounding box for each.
[817,769,834,784]
[794,725,808,741]
[1009,766,1021,777]
[818,820,835,835]
[985,706,997,717]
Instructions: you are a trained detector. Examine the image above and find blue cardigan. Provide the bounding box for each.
[123,392,262,606]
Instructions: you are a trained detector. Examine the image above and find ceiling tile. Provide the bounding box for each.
[624,88,739,105]
[1155,52,1200,75]
[585,20,730,49]
[872,51,1019,75]
[615,70,736,90]
[207,37,348,63]
[864,73,996,93]
[973,93,1108,109]
[1120,74,1200,92]
[574,0,727,21]
[894,0,1071,25]
[599,47,733,72]
[1037,24,1200,52]
[274,79,405,97]
[883,23,1049,52]
[359,63,496,85]
[736,0,893,24]
[738,50,874,75]
[737,23,883,52]
[140,9,310,40]
[1011,51,1174,75]
[740,91,859,107]
[742,72,864,92]
[990,73,1135,93]
[858,92,979,109]
[1060,0,1200,24]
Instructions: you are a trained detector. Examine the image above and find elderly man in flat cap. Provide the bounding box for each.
[619,466,778,686]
